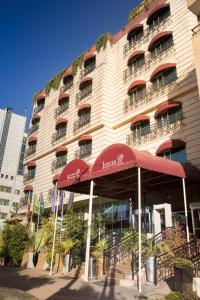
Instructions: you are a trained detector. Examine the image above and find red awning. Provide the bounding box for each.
[58,92,69,104]
[63,67,73,79]
[156,140,186,155]
[28,136,37,145]
[92,143,186,179]
[37,92,46,104]
[127,24,143,40]
[78,103,91,115]
[79,77,93,89]
[147,3,170,24]
[27,161,36,169]
[148,31,172,51]
[24,185,33,192]
[79,134,92,144]
[130,115,150,127]
[32,114,40,123]
[84,52,96,62]
[53,174,60,183]
[128,80,146,94]
[150,63,176,81]
[155,100,182,117]
[55,118,67,129]
[56,146,68,156]
[127,50,144,66]
[58,159,92,189]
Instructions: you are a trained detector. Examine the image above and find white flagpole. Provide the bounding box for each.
[84,180,94,281]
[182,178,190,243]
[50,188,59,276]
[59,191,64,244]
[138,167,142,293]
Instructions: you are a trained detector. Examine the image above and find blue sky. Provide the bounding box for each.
[0,0,140,127]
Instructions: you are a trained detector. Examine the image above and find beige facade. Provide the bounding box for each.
[20,0,200,215]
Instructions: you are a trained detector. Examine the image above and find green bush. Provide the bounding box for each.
[0,223,31,265]
[165,291,182,300]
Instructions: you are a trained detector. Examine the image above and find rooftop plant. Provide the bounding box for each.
[95,33,112,53]
[72,53,85,76]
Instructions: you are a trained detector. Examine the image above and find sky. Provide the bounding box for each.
[0,0,140,127]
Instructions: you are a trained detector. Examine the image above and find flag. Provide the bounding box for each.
[67,192,74,209]
[59,190,64,209]
[27,191,32,213]
[33,194,40,215]
[51,189,57,214]
[39,193,45,215]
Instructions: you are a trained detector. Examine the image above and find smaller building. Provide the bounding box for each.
[0,107,26,228]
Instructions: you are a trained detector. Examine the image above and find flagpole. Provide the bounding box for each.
[59,191,64,244]
[50,187,59,276]
[30,193,34,232]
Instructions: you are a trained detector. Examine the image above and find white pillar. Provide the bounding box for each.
[138,167,142,293]
[182,178,190,243]
[84,180,94,281]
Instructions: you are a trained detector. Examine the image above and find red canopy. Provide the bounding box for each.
[150,63,176,81]
[79,77,93,89]
[37,92,46,104]
[128,80,146,94]
[127,24,143,40]
[155,100,182,117]
[28,136,37,145]
[53,174,60,183]
[127,50,144,66]
[147,3,170,24]
[58,159,92,189]
[27,161,36,169]
[58,92,69,104]
[24,185,33,192]
[156,139,186,155]
[63,67,73,79]
[79,134,92,144]
[55,118,67,129]
[84,53,96,62]
[78,103,91,115]
[56,146,68,156]
[148,31,172,51]
[130,115,150,127]
[32,114,40,123]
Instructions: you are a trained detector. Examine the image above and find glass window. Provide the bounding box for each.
[132,121,150,137]
[157,106,182,128]
[159,146,187,163]
[0,185,12,193]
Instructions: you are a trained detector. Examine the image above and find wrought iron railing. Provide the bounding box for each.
[73,113,91,133]
[28,123,39,135]
[24,171,35,183]
[74,147,92,159]
[155,240,200,284]
[25,145,37,158]
[75,85,92,106]
[62,80,73,91]
[51,157,67,172]
[33,103,44,114]
[126,119,183,147]
[54,103,69,118]
[51,128,66,143]
[152,72,177,92]
[123,14,171,55]
[192,23,200,35]
[80,63,96,79]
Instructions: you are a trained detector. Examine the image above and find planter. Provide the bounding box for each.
[174,266,193,293]
[35,252,49,270]
[63,254,71,273]
[96,257,104,278]
[54,253,64,273]
[145,256,156,284]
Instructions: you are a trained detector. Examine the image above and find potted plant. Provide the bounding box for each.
[91,238,108,278]
[174,258,193,293]
[60,239,75,273]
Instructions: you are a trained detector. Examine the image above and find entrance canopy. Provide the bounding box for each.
[58,144,200,199]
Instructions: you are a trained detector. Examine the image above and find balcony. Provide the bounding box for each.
[124,91,150,113]
[151,71,177,93]
[61,80,73,92]
[73,113,91,133]
[147,39,174,66]
[74,146,92,160]
[51,127,66,143]
[24,171,35,183]
[28,123,39,135]
[123,14,171,55]
[80,63,96,80]
[54,103,69,118]
[25,145,36,158]
[75,85,92,106]
[126,119,183,147]
[33,103,45,114]
[123,58,145,82]
[51,156,67,172]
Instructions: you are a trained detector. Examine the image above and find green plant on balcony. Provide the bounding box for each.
[44,68,66,96]
[72,53,85,76]
[95,32,112,53]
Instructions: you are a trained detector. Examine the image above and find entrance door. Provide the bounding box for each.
[153,203,172,234]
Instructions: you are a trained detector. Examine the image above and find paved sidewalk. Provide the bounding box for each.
[0,267,170,300]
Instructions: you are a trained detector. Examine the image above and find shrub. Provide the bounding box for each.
[174,258,193,271]
[165,291,182,300]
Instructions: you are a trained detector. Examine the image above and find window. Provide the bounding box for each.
[128,54,145,72]
[1,174,4,178]
[127,26,143,45]
[0,212,7,219]
[0,185,12,193]
[152,67,177,91]
[132,121,150,137]
[14,189,20,195]
[11,176,14,180]
[0,198,10,206]
[129,86,146,104]
[79,141,92,159]
[158,146,187,163]
[83,56,96,76]
[63,75,73,90]
[147,5,170,30]
[156,106,183,128]
[55,153,67,169]
[5,175,8,179]
[79,110,91,128]
[150,35,173,58]
[18,137,27,175]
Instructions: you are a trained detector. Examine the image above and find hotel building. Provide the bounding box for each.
[0,107,26,228]
[20,0,200,236]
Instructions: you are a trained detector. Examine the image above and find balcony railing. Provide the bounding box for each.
[73,113,91,133]
[24,171,35,183]
[54,103,69,118]
[152,72,177,92]
[62,80,73,91]
[52,157,67,172]
[28,123,39,135]
[126,119,183,147]
[51,127,66,143]
[80,63,96,80]
[25,145,36,158]
[192,23,200,35]
[75,85,92,106]
[74,147,92,159]
[123,14,171,55]
[34,103,44,114]
[123,59,145,82]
